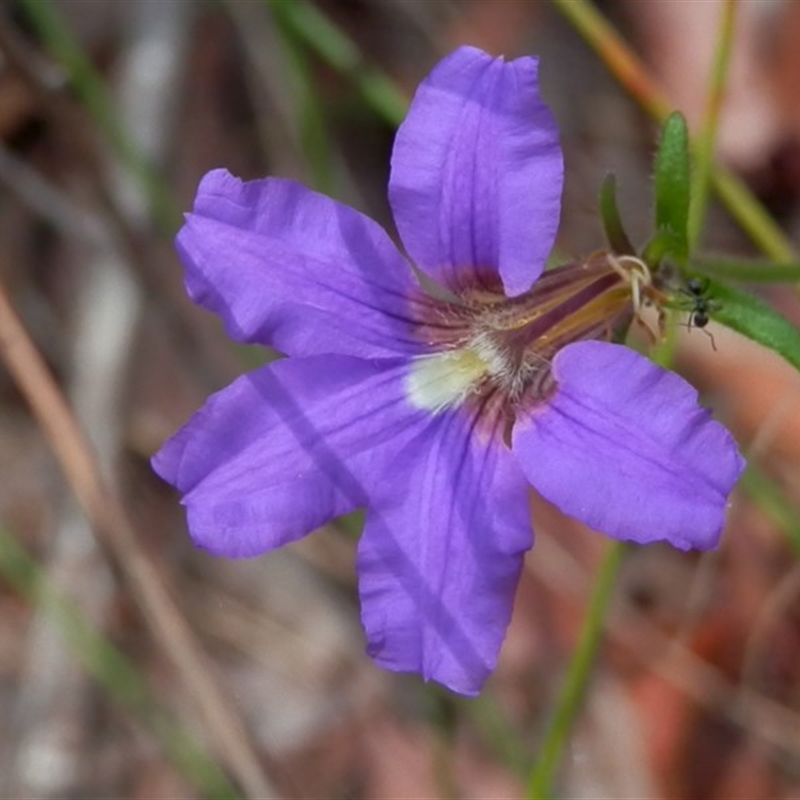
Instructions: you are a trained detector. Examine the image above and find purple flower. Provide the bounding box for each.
[153,46,745,695]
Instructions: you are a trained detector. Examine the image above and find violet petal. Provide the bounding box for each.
[389,46,563,297]
[513,341,745,550]
[358,410,533,695]
[153,355,425,557]
[177,170,429,358]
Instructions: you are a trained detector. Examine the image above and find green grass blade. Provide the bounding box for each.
[265,0,408,127]
[688,0,737,248]
[690,255,800,283]
[15,0,181,233]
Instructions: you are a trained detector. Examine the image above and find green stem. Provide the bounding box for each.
[688,0,738,249]
[526,541,627,799]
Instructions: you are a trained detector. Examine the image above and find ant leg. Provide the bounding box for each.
[701,327,717,351]
[682,315,718,351]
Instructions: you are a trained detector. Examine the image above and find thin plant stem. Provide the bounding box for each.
[688,0,738,249]
[551,0,671,120]
[526,540,627,799]
[550,0,796,263]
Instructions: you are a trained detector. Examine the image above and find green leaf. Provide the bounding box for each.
[690,254,800,283]
[599,173,635,254]
[653,112,691,265]
[696,281,800,372]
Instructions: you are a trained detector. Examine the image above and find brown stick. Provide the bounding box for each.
[0,278,277,799]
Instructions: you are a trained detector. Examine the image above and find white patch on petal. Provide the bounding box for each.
[406,349,490,413]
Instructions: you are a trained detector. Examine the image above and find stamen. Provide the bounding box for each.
[606,254,662,342]
[408,253,638,413]
[606,254,652,314]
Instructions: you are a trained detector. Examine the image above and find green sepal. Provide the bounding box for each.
[653,112,691,265]
[705,281,800,372]
[599,173,635,254]
[690,254,800,284]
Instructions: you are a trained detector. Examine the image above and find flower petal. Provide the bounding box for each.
[153,355,425,557]
[512,341,745,550]
[357,408,533,696]
[177,169,430,358]
[389,46,563,297]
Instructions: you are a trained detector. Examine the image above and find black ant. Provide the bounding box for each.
[679,277,720,350]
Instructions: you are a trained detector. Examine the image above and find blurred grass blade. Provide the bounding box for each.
[264,1,336,191]
[690,255,800,284]
[0,528,241,799]
[688,0,737,248]
[265,0,408,127]
[709,168,795,263]
[550,0,796,264]
[14,0,181,232]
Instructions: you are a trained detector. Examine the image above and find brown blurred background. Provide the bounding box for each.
[1,1,800,797]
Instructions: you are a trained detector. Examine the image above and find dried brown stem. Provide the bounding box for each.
[0,278,277,799]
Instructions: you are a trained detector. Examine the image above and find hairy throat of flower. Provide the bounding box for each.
[407,256,634,414]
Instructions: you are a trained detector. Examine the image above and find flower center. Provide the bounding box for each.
[407,254,638,414]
